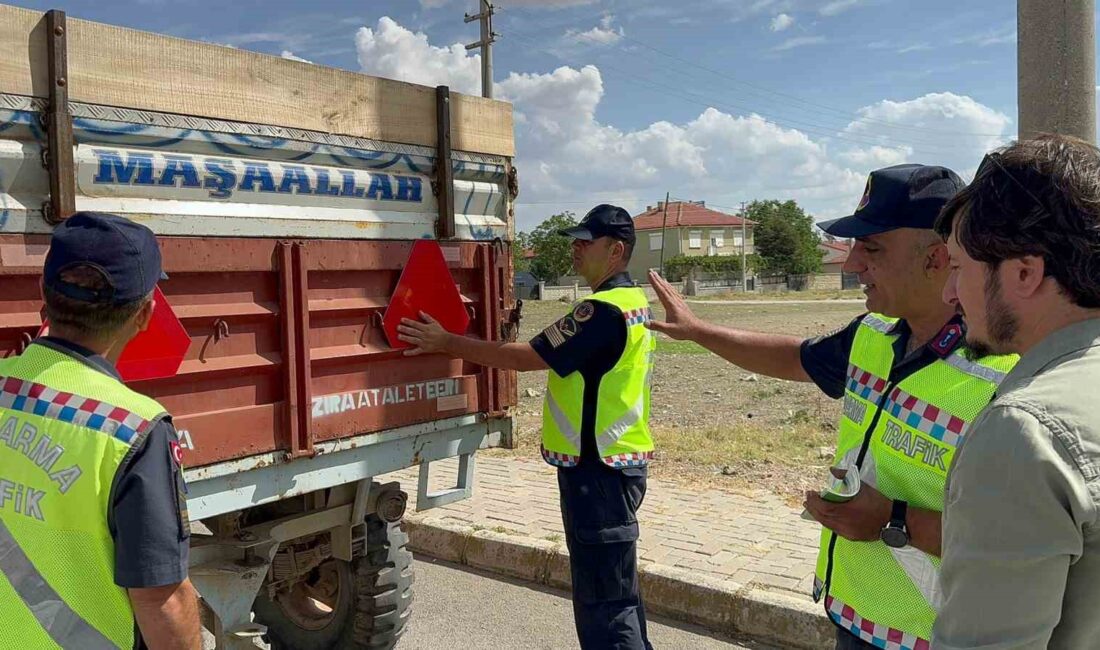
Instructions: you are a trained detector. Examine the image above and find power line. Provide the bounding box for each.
[502,29,966,156]
[500,10,1004,141]
[613,32,1006,138]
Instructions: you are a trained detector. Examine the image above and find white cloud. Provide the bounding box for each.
[280,50,313,63]
[820,0,866,16]
[898,43,932,54]
[773,35,827,51]
[838,145,914,168]
[844,92,1012,177]
[770,13,795,32]
[953,24,1015,47]
[868,40,931,53]
[355,17,482,95]
[565,15,624,46]
[354,17,1012,230]
[220,32,291,46]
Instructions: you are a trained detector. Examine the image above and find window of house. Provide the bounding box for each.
[689,231,702,249]
[649,233,663,251]
[709,230,724,247]
[732,233,744,246]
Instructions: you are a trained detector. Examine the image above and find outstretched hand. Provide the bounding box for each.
[645,270,702,340]
[397,311,452,356]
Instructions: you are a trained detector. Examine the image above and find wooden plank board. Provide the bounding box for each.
[0,4,514,157]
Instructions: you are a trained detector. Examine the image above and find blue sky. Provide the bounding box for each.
[10,0,1082,231]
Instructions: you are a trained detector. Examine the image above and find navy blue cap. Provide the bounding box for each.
[44,212,166,305]
[819,164,965,238]
[558,204,636,246]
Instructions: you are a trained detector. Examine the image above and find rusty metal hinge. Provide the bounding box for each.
[41,10,76,225]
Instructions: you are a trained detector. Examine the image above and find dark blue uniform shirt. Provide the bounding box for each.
[530,273,633,465]
[799,313,968,397]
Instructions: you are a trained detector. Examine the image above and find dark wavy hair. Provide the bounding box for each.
[935,134,1100,308]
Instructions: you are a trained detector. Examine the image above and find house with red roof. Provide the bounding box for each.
[628,200,755,279]
[819,239,852,274]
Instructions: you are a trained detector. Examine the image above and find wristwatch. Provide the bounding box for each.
[880,499,910,548]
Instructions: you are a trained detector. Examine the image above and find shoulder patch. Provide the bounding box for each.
[558,316,578,337]
[573,301,595,323]
[542,311,581,348]
[930,322,964,358]
[169,440,183,466]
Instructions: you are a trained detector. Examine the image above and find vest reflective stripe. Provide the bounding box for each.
[888,544,941,611]
[825,594,930,650]
[846,364,889,404]
[541,448,581,467]
[544,391,582,449]
[861,314,896,334]
[0,344,169,650]
[594,399,645,451]
[0,377,150,444]
[0,518,116,650]
[881,383,969,449]
[541,287,655,468]
[944,353,1008,384]
[815,314,1018,644]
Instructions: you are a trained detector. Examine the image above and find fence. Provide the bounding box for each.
[530,273,857,301]
[757,272,859,293]
[537,282,592,302]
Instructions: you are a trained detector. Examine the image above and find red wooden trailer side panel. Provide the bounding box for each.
[0,234,518,468]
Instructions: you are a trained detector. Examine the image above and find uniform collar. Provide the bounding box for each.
[998,317,1100,395]
[889,314,967,358]
[596,272,635,292]
[35,336,122,381]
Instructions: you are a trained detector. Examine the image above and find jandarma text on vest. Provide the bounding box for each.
[0,415,84,520]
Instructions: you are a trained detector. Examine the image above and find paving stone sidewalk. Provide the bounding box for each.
[384,455,821,599]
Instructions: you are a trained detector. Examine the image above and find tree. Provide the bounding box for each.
[513,230,532,273]
[527,212,578,282]
[745,200,823,275]
[664,254,742,281]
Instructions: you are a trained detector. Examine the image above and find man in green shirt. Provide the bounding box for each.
[934,134,1100,648]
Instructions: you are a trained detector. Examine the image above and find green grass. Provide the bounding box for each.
[694,289,864,301]
[651,422,831,468]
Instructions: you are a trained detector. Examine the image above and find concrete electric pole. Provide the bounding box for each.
[1018,0,1096,143]
[465,1,496,99]
[740,201,748,292]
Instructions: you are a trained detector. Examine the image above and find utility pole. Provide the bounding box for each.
[1018,0,1096,142]
[740,201,748,292]
[658,192,670,277]
[465,1,496,99]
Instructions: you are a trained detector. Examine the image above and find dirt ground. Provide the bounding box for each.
[487,298,866,505]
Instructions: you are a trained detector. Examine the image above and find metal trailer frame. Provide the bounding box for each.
[187,413,512,649]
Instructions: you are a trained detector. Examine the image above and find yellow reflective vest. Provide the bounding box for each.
[0,343,168,649]
[814,314,1017,648]
[541,287,656,468]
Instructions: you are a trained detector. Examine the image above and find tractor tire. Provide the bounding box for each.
[254,516,415,649]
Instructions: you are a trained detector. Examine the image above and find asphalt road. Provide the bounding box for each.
[397,555,775,650]
[204,556,774,649]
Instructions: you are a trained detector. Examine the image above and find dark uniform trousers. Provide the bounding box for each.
[557,460,653,650]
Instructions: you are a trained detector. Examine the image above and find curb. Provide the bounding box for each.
[405,517,833,650]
